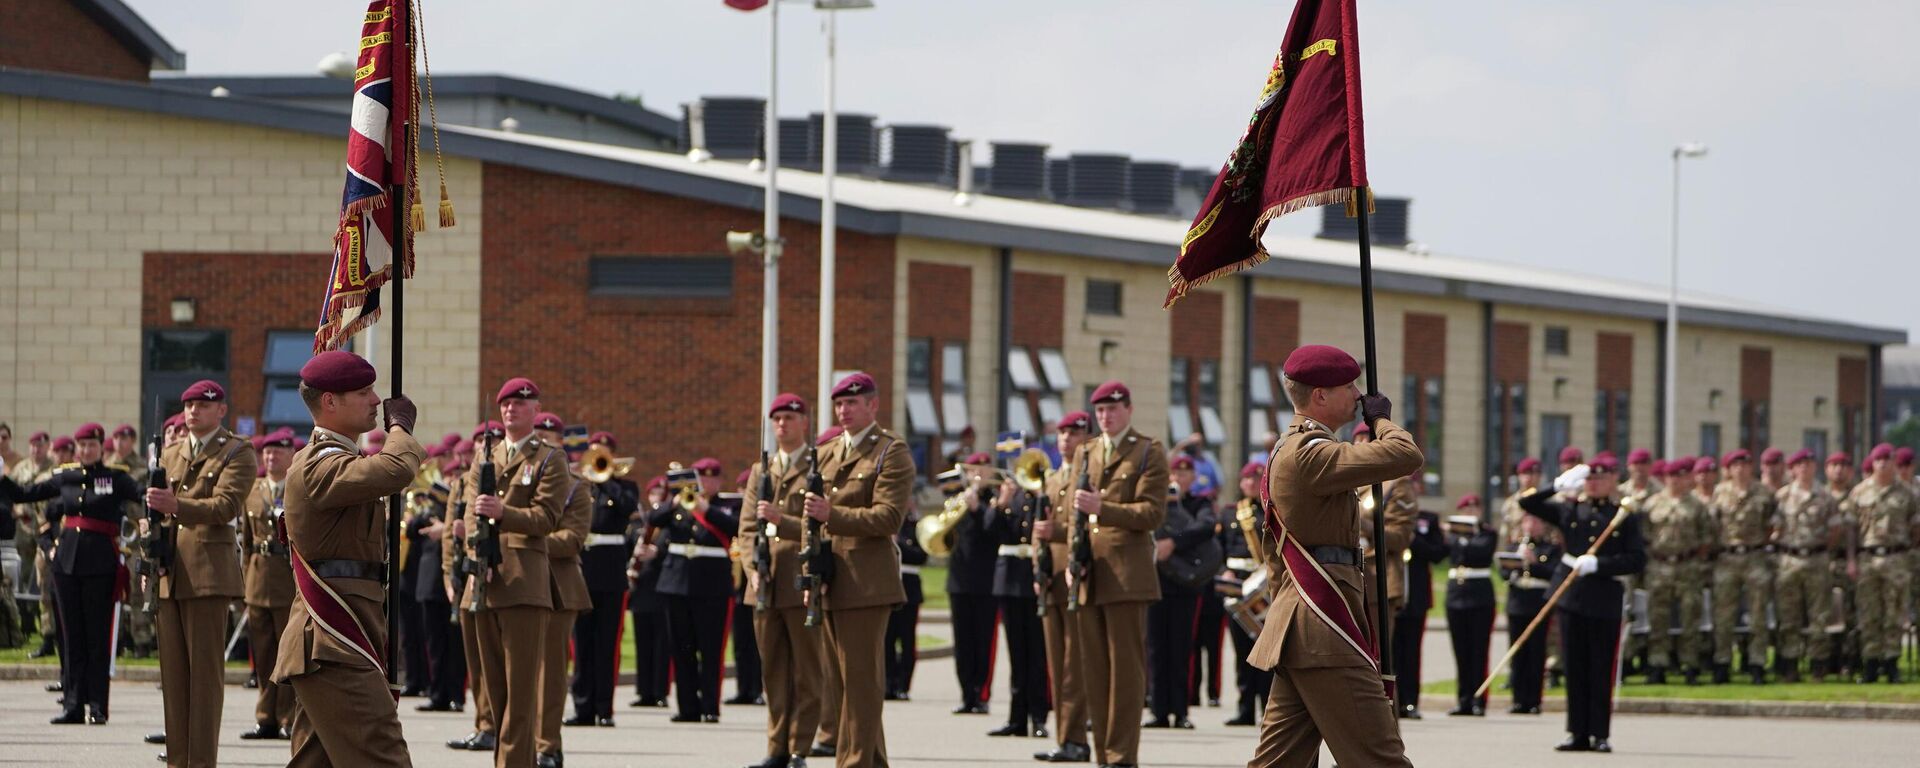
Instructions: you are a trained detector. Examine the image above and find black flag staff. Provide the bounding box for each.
[1353,193,1393,686]
[382,119,411,689]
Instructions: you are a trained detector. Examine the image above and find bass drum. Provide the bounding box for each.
[1225,567,1272,636]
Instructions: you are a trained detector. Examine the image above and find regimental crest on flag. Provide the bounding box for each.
[1165,0,1368,308]
[315,0,416,352]
[995,431,1028,461]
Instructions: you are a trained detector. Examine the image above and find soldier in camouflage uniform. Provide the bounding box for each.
[1620,450,1663,674]
[1709,450,1778,684]
[1823,452,1861,677]
[1772,449,1844,682]
[1642,457,1714,684]
[1847,444,1917,683]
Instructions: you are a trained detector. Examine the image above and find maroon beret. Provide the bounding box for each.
[1240,461,1265,480]
[1897,447,1915,466]
[734,469,751,487]
[645,475,666,493]
[1558,446,1585,465]
[817,426,844,446]
[294,437,308,450]
[113,424,136,438]
[1055,411,1091,432]
[1826,451,1851,466]
[589,431,617,450]
[1515,457,1541,474]
[1169,454,1195,471]
[441,433,462,449]
[959,425,977,438]
[260,428,296,449]
[1588,454,1619,473]
[1722,449,1751,465]
[180,379,226,403]
[72,423,105,442]
[1868,443,1894,464]
[692,457,723,474]
[1456,494,1482,509]
[769,392,807,417]
[1761,447,1785,465]
[533,412,564,432]
[1089,380,1131,405]
[51,436,74,452]
[163,414,185,431]
[831,372,877,399]
[1352,422,1371,437]
[962,452,992,466]
[1593,450,1617,467]
[249,434,266,450]
[28,431,49,443]
[1692,457,1717,473]
[299,351,377,393]
[472,421,505,441]
[1281,345,1361,388]
[497,377,540,404]
[1649,459,1668,477]
[427,444,448,458]
[1626,448,1652,465]
[454,438,474,454]
[1786,448,1814,466]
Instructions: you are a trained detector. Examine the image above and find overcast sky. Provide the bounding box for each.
[133,0,1918,338]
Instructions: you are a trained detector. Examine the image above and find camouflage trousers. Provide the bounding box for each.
[0,547,21,648]
[1644,559,1704,669]
[1773,554,1834,661]
[1711,551,1773,666]
[1856,553,1912,660]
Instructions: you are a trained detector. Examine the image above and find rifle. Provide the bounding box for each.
[798,443,834,628]
[753,451,776,613]
[131,402,173,618]
[462,431,499,613]
[1031,491,1053,616]
[446,492,469,626]
[1067,462,1093,612]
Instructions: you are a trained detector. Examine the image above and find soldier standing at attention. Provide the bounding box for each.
[1499,511,1559,715]
[1773,449,1843,682]
[1032,411,1093,762]
[449,422,505,753]
[570,431,637,727]
[947,452,1002,717]
[1393,481,1445,720]
[1640,457,1714,685]
[1848,443,1916,683]
[270,350,421,766]
[1760,448,1788,494]
[1222,462,1277,727]
[240,428,299,740]
[1443,497,1496,717]
[150,380,255,768]
[1709,450,1778,685]
[983,450,1051,739]
[739,394,826,768]
[650,456,739,724]
[530,413,590,768]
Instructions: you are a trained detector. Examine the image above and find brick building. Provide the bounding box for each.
[0,0,1905,505]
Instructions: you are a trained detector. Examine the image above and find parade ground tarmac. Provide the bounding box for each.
[2,645,1916,767]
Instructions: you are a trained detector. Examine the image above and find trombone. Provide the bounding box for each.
[916,449,1050,556]
[581,444,639,484]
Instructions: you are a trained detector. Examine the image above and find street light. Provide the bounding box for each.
[815,0,874,415]
[1665,142,1708,458]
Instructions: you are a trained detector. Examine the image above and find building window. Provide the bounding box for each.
[588,255,732,297]
[1699,423,1722,460]
[1196,359,1225,446]
[1403,374,1443,489]
[1544,326,1570,356]
[262,331,315,433]
[1007,346,1042,390]
[1248,364,1274,454]
[905,338,938,437]
[1168,357,1194,440]
[1086,279,1123,317]
[1596,389,1629,457]
[1803,429,1828,465]
[1540,413,1571,468]
[147,329,228,373]
[940,342,969,436]
[1739,398,1770,454]
[1009,346,1073,445]
[1490,381,1528,490]
[1841,405,1865,461]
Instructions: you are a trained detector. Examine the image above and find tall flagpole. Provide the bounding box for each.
[761,0,782,452]
[380,6,414,687]
[817,7,838,414]
[1354,188,1392,684]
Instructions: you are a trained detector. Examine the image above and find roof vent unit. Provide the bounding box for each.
[1316,196,1410,247]
[692,96,765,161]
[1127,161,1179,215]
[779,118,812,168]
[988,142,1048,199]
[1047,158,1070,201]
[884,124,952,183]
[1066,154,1131,209]
[810,112,878,175]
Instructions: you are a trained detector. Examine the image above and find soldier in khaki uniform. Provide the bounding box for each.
[270,350,421,767]
[1708,449,1779,684]
[1499,459,1548,548]
[462,378,571,768]
[1848,443,1917,683]
[1248,346,1422,768]
[740,393,826,768]
[1031,411,1093,764]
[1773,449,1844,682]
[531,414,590,768]
[1367,475,1416,651]
[802,372,915,768]
[240,428,300,740]
[1641,456,1714,684]
[1063,380,1168,768]
[147,379,255,768]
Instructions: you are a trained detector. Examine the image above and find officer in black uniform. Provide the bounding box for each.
[885,505,928,701]
[1144,455,1216,730]
[1443,497,1498,716]
[727,469,764,707]
[628,475,671,709]
[983,467,1049,738]
[1499,509,1560,715]
[1,423,141,724]
[946,452,1000,716]
[1221,462,1271,727]
[571,432,637,726]
[398,470,430,698]
[1520,454,1646,753]
[1392,500,1445,719]
[410,453,465,713]
[648,457,739,722]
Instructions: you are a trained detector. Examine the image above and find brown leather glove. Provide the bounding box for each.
[382,396,418,434]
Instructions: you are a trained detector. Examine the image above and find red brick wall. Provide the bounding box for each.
[142,252,332,426]
[1010,271,1064,349]
[1596,332,1634,391]
[1493,321,1530,383]
[480,164,896,478]
[1838,357,1868,408]
[907,263,971,341]
[0,0,151,83]
[1250,296,1301,364]
[1171,290,1223,356]
[1403,312,1447,377]
[1740,346,1773,401]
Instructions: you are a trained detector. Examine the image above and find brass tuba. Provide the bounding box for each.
[1011,448,1050,493]
[917,493,969,558]
[581,444,638,484]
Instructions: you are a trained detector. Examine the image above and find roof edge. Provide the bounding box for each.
[75,0,185,71]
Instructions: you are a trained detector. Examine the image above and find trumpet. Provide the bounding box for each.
[581,444,639,484]
[665,462,702,511]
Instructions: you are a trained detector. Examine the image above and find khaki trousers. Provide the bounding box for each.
[247,604,295,727]
[476,606,548,768]
[816,611,843,749]
[159,597,229,768]
[1042,601,1089,747]
[825,605,891,768]
[757,605,824,757]
[287,660,413,767]
[1071,600,1147,766]
[461,610,495,734]
[536,609,575,755]
[1248,664,1410,768]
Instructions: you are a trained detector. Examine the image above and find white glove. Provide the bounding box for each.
[1573,554,1599,576]
[1552,465,1590,494]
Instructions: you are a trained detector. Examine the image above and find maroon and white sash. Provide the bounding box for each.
[1260,440,1380,674]
[290,546,395,699]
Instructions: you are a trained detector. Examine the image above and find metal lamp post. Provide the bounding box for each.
[1665,142,1708,458]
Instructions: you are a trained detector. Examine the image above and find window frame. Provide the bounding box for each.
[587,255,734,298]
[1085,278,1124,317]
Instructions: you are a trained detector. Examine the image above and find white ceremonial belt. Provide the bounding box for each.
[899,565,922,575]
[1512,576,1551,589]
[1226,557,1257,572]
[672,543,730,559]
[588,534,627,548]
[1448,567,1492,580]
[997,544,1033,559]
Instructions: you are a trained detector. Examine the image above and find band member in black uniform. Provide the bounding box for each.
[1520,454,1647,753]
[947,452,1001,715]
[1499,511,1559,715]
[1144,455,1216,730]
[1,423,140,724]
[983,459,1050,738]
[728,469,764,707]
[398,465,430,699]
[1443,496,1497,716]
[572,432,637,726]
[1190,515,1228,711]
[413,443,465,713]
[1220,462,1270,728]
[1394,499,1446,719]
[628,475,671,709]
[885,501,928,701]
[649,456,739,722]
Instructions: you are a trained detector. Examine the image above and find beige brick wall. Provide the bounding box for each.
[1674,325,1871,458]
[1010,250,1175,443]
[0,96,482,441]
[1494,306,1660,463]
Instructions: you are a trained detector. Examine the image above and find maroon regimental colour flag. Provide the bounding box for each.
[1165,0,1367,307]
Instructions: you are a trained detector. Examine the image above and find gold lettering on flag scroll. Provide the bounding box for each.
[1300,39,1336,60]
[360,32,392,50]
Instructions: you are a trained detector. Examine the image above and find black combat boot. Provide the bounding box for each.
[1863,659,1881,683]
[1645,666,1667,685]
[1711,663,1730,684]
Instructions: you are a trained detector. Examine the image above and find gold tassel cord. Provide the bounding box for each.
[414,0,455,228]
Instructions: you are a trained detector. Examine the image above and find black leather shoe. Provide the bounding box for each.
[563,714,595,727]
[400,686,427,697]
[244,672,258,689]
[809,743,836,757]
[725,695,757,705]
[630,696,666,708]
[1509,705,1540,715]
[155,753,166,762]
[1398,705,1422,720]
[87,708,107,725]
[536,751,562,768]
[1555,736,1592,752]
[239,723,283,740]
[744,756,790,768]
[1447,705,1474,716]
[144,732,167,745]
[1645,666,1667,685]
[788,756,807,768]
[1031,724,1049,738]
[51,710,83,725]
[1592,739,1612,753]
[416,700,460,712]
[44,681,63,692]
[1225,713,1256,726]
[448,731,496,751]
[884,690,906,701]
[669,713,703,723]
[1141,716,1170,728]
[953,702,989,715]
[1034,741,1092,762]
[701,714,720,723]
[989,723,1025,736]
[1172,718,1195,729]
[596,716,615,727]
